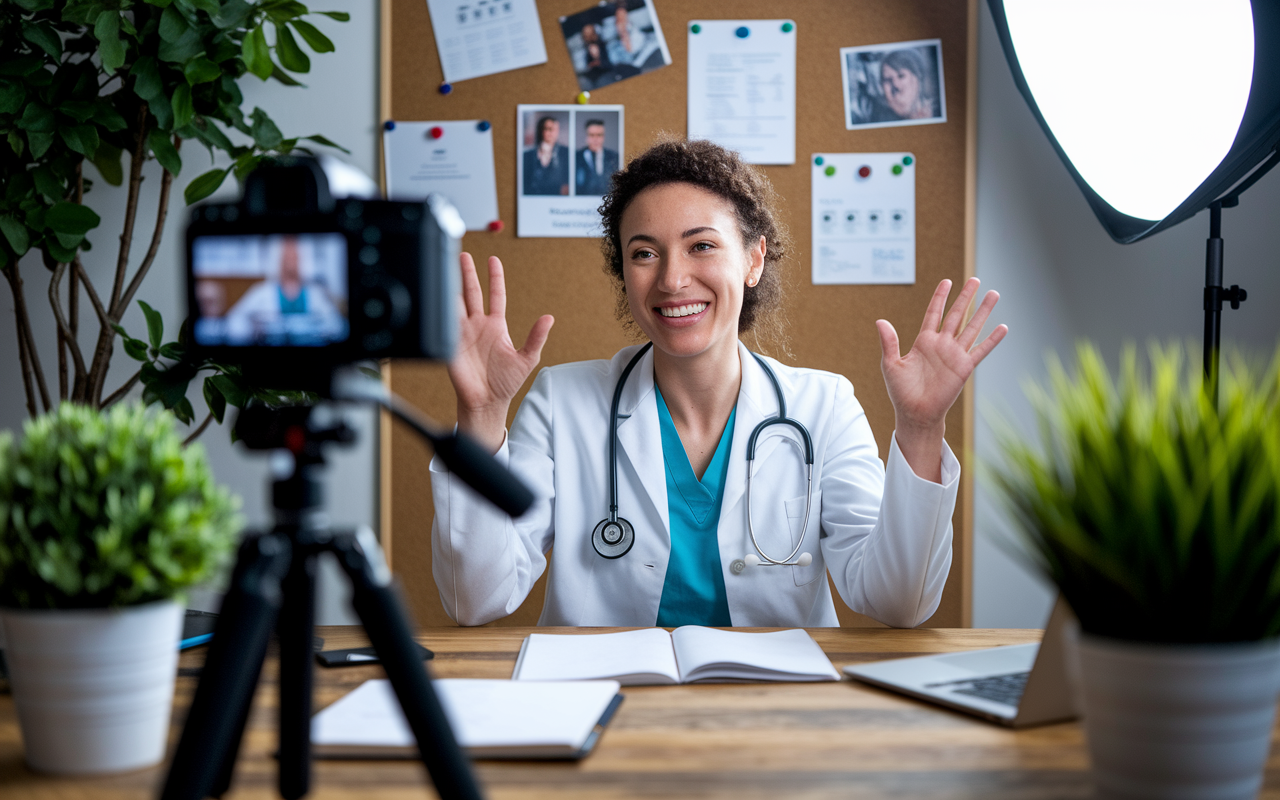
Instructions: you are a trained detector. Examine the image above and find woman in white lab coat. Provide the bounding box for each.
[431,139,1006,627]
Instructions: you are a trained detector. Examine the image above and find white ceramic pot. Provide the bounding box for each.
[0,599,183,775]
[1067,624,1280,800]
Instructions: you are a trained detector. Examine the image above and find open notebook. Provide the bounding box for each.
[311,679,624,760]
[512,627,840,685]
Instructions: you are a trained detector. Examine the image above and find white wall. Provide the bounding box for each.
[971,4,1280,627]
[0,2,379,624]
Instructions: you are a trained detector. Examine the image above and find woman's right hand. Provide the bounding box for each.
[448,253,554,453]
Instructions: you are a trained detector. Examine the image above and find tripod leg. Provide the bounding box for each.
[332,528,484,800]
[160,533,292,800]
[277,541,318,800]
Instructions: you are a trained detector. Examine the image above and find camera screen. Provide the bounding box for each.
[192,233,348,347]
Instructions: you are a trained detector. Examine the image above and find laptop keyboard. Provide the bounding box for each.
[929,671,1029,707]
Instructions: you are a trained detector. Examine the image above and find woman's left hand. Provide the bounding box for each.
[876,277,1007,481]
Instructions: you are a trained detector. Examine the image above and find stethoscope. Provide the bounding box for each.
[591,342,815,570]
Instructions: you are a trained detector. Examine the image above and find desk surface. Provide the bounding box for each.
[2,626,1278,799]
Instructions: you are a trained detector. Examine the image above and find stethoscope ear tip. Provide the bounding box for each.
[796,552,813,567]
[743,554,761,568]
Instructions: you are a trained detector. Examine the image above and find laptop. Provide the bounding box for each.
[843,597,1077,728]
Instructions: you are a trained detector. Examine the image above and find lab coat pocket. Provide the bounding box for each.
[785,491,823,586]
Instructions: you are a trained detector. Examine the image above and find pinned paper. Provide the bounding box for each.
[687,20,796,165]
[517,104,624,238]
[382,120,499,231]
[425,0,548,84]
[811,153,916,285]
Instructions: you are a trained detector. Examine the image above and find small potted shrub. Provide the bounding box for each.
[991,343,1280,800]
[0,402,239,775]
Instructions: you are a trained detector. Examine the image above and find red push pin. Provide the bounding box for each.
[429,126,445,139]
[858,165,871,178]
[487,220,504,232]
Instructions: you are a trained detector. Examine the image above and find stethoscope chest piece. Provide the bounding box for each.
[592,517,635,558]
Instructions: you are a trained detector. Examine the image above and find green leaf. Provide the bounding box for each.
[158,27,204,64]
[172,83,194,129]
[232,153,262,180]
[0,80,26,114]
[203,377,227,423]
[91,142,124,186]
[317,11,351,21]
[0,56,45,77]
[45,202,101,236]
[54,231,85,249]
[27,131,53,158]
[33,166,63,201]
[45,238,78,263]
[173,396,195,425]
[192,118,234,151]
[268,64,305,86]
[131,57,163,101]
[60,124,101,158]
[13,0,55,11]
[150,95,174,132]
[92,103,128,132]
[289,19,334,53]
[210,374,250,408]
[149,131,183,176]
[212,0,253,28]
[274,23,310,73]
[159,6,190,42]
[22,21,63,60]
[124,337,151,361]
[183,56,222,85]
[60,100,97,122]
[242,25,273,80]
[159,342,185,359]
[18,103,55,133]
[186,0,219,13]
[145,0,175,6]
[139,300,164,348]
[301,134,349,153]
[184,167,229,203]
[7,131,24,157]
[249,107,283,149]
[264,0,309,21]
[0,215,31,256]
[94,12,126,74]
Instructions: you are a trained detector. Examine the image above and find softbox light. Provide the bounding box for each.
[987,0,1280,244]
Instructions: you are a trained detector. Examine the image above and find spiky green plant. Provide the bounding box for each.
[0,401,241,608]
[990,343,1280,643]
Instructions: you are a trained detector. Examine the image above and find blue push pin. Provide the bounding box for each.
[438,82,453,95]
[476,120,491,132]
[735,26,750,38]
[383,120,396,131]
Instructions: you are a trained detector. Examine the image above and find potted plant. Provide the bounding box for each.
[0,401,240,774]
[1,0,346,436]
[991,343,1280,800]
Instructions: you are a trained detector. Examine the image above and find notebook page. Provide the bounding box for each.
[514,629,680,685]
[671,627,840,683]
[312,679,622,750]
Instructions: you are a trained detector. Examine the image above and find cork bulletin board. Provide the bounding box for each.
[380,0,979,628]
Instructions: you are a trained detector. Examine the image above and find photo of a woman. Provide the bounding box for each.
[842,40,946,130]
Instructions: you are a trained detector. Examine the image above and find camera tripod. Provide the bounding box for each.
[159,402,513,800]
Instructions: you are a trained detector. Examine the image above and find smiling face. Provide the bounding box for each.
[619,182,764,364]
[881,64,922,118]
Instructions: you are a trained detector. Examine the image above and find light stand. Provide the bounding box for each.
[1202,147,1279,402]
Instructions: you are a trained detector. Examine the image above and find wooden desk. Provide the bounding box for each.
[1,626,1274,799]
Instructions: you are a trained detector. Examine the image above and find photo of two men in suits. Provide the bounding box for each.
[520,109,621,197]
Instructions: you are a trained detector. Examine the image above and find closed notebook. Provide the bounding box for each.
[512,627,840,685]
[311,679,624,760]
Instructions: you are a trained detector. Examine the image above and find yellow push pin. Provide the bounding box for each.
[575,91,591,104]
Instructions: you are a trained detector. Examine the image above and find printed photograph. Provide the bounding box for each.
[520,109,572,196]
[573,110,621,196]
[559,0,671,92]
[841,39,946,130]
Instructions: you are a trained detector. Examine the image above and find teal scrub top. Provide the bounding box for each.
[654,386,736,628]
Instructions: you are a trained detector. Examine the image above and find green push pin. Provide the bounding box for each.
[902,155,914,166]
[891,164,903,175]
[781,22,793,33]
[824,165,836,176]
[814,156,824,166]
[690,23,701,33]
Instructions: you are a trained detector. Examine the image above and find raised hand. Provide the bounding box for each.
[876,277,1007,480]
[448,253,554,453]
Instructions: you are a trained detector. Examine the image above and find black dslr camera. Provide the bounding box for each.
[185,156,462,387]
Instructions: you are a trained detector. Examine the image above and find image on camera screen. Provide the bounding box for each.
[192,233,348,347]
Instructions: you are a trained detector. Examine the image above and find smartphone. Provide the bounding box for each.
[316,643,434,667]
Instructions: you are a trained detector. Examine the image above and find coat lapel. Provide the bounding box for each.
[720,342,786,523]
[614,346,669,537]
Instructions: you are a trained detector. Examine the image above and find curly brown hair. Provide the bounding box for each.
[598,138,792,355]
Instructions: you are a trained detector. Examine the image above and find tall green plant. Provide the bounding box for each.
[990,343,1280,643]
[0,0,347,437]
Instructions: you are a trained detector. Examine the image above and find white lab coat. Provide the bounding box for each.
[430,341,959,628]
